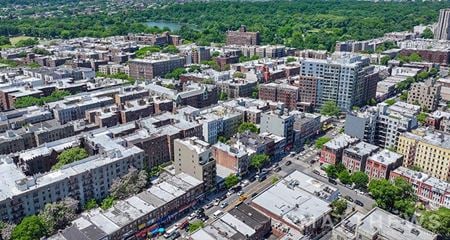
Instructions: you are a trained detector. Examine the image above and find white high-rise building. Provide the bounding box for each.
[435,9,450,40]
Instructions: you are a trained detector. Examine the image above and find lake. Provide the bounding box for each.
[146,21,182,32]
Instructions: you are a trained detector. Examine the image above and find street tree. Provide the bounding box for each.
[224,174,239,189]
[351,171,369,190]
[250,154,269,172]
[39,198,78,234]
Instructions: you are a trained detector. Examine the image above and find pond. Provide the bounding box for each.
[146,21,182,32]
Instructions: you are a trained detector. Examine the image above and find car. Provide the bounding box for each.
[226,190,234,197]
[309,159,316,164]
[274,166,281,172]
[251,192,259,198]
[312,170,320,175]
[240,179,250,187]
[204,202,213,209]
[195,208,204,215]
[213,199,220,206]
[187,212,197,220]
[355,200,364,207]
[285,160,292,166]
[232,185,242,192]
[344,196,354,202]
[200,215,209,222]
[238,191,244,196]
[220,202,228,208]
[273,162,279,168]
[328,178,337,185]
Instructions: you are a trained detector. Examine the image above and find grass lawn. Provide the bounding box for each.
[9,36,33,45]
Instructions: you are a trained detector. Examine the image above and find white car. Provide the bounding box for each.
[240,179,250,187]
[238,191,244,196]
[226,191,234,197]
[213,199,220,206]
[220,202,228,208]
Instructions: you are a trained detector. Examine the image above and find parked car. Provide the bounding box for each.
[213,199,220,206]
[355,200,364,207]
[274,166,282,172]
[240,179,250,187]
[312,170,320,175]
[238,191,244,196]
[204,202,213,209]
[328,178,337,185]
[344,196,354,202]
[226,190,234,197]
[200,215,209,222]
[251,192,259,198]
[285,160,292,166]
[220,202,228,208]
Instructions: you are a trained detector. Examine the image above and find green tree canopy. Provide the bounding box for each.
[331,199,347,216]
[224,174,239,189]
[84,198,98,210]
[420,207,450,237]
[368,178,416,217]
[384,99,396,106]
[315,136,331,149]
[100,196,115,210]
[164,67,186,80]
[238,122,259,133]
[421,28,434,39]
[250,153,269,171]
[351,171,369,190]
[11,215,47,240]
[338,170,351,185]
[417,112,428,124]
[218,92,228,101]
[320,101,340,116]
[324,165,338,179]
[52,147,88,170]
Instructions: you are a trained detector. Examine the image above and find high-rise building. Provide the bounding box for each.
[434,9,450,40]
[299,53,378,110]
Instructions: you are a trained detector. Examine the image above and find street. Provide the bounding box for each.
[162,120,375,239]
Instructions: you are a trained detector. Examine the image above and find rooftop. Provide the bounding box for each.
[369,149,402,165]
[324,134,359,150]
[358,208,437,240]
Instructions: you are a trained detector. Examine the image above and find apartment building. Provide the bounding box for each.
[332,208,437,240]
[48,172,203,240]
[407,80,441,111]
[345,102,420,148]
[365,149,403,180]
[342,142,379,173]
[216,79,257,98]
[226,25,260,46]
[397,129,450,181]
[212,141,249,175]
[260,108,295,147]
[174,84,218,109]
[174,137,216,191]
[435,9,450,40]
[259,83,299,110]
[0,133,145,222]
[320,134,359,165]
[52,95,114,124]
[292,112,321,148]
[390,167,450,209]
[296,76,318,107]
[299,53,377,110]
[129,55,185,80]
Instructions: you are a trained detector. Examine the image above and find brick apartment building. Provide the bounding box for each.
[226,25,261,46]
[259,83,299,110]
[342,142,379,173]
[129,56,185,80]
[365,149,403,180]
[320,134,359,165]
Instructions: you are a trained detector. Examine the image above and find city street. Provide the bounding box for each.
[163,121,375,239]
